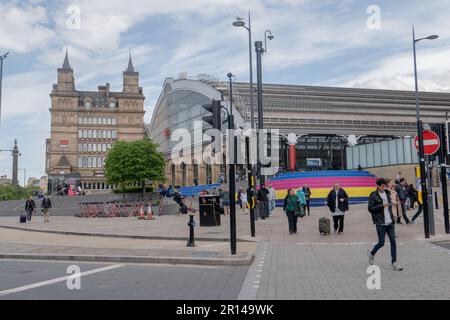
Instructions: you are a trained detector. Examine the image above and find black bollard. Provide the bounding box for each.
[435,191,439,210]
[187,214,195,247]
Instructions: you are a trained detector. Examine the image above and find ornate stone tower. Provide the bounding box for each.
[12,139,19,186]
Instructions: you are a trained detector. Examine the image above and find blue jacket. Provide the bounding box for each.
[296,189,306,205]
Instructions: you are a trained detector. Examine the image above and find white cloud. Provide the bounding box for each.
[0,3,54,53]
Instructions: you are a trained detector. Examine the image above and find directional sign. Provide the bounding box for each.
[415,130,440,155]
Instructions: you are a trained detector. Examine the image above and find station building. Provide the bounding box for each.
[149,75,450,187]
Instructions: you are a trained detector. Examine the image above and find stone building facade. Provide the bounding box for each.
[46,51,145,194]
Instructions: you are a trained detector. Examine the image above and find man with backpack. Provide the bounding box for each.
[394,178,411,224]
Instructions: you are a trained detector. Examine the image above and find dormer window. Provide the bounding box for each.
[110,102,115,108]
[85,101,91,109]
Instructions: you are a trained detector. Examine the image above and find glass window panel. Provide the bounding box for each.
[374,143,382,167]
[107,130,111,139]
[103,144,106,152]
[93,157,97,168]
[112,130,116,139]
[93,117,97,125]
[381,141,390,166]
[88,130,92,138]
[78,117,82,124]
[88,144,92,152]
[88,117,92,125]
[83,117,87,125]
[93,144,97,152]
[103,118,107,125]
[359,145,367,168]
[346,148,353,169]
[78,130,82,138]
[93,130,97,139]
[411,138,419,163]
[112,118,116,125]
[103,130,107,138]
[367,144,374,168]
[404,138,413,163]
[397,139,405,164]
[107,118,111,125]
[388,140,398,165]
[78,157,82,168]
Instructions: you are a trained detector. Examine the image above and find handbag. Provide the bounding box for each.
[298,204,306,218]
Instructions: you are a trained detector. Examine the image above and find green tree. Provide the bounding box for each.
[104,139,166,196]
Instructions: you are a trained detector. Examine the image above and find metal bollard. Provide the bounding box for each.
[435,192,439,209]
[187,213,196,247]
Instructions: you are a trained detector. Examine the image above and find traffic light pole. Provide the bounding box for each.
[438,123,450,234]
[228,74,237,255]
[246,136,256,237]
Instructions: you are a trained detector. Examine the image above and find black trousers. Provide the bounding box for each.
[286,210,298,233]
[398,201,410,223]
[412,205,423,221]
[305,200,311,216]
[333,215,344,233]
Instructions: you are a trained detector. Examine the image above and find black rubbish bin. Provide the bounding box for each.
[199,195,221,226]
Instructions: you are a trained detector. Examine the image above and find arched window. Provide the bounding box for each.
[192,160,199,186]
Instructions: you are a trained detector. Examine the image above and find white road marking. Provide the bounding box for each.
[198,243,228,248]
[0,264,124,296]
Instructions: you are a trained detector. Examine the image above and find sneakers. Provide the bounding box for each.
[392,263,403,271]
[367,250,375,265]
[411,220,416,224]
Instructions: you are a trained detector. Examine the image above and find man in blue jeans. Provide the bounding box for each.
[367,178,403,271]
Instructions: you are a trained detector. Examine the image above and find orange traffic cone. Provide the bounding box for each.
[138,206,145,220]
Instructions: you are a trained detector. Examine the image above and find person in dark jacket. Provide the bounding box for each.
[257,184,269,220]
[368,178,403,271]
[394,178,410,224]
[302,184,312,216]
[41,195,52,223]
[326,183,349,234]
[25,196,36,222]
[407,184,418,209]
[283,189,299,235]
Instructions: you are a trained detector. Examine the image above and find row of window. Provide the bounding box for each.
[78,117,117,125]
[78,156,106,168]
[78,130,117,139]
[78,143,112,153]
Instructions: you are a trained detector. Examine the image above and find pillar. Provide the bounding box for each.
[287,133,297,172]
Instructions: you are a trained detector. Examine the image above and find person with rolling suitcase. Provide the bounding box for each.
[25,196,36,222]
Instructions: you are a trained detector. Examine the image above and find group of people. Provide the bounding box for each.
[24,194,52,223]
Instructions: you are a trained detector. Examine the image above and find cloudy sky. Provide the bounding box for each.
[1,0,450,184]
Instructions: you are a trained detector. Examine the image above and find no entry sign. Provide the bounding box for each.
[414,130,440,155]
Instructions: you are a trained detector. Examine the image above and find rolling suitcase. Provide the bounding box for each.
[20,214,27,223]
[319,217,330,235]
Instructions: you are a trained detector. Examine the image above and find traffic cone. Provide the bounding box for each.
[138,206,145,220]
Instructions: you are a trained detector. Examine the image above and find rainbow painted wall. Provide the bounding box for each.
[268,170,378,207]
[177,170,378,208]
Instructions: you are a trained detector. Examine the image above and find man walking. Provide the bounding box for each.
[25,196,36,222]
[326,183,349,234]
[268,184,276,216]
[41,194,52,223]
[257,184,269,220]
[368,178,403,271]
[394,178,411,224]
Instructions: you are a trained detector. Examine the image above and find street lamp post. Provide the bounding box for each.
[254,30,274,186]
[233,12,254,130]
[0,52,10,127]
[412,25,438,239]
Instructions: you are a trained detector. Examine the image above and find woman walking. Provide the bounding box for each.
[296,187,307,217]
[386,179,400,223]
[283,189,299,235]
[302,184,312,216]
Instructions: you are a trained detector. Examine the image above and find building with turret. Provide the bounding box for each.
[45,51,145,194]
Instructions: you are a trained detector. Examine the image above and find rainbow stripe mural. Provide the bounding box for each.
[268,170,378,207]
[177,171,378,208]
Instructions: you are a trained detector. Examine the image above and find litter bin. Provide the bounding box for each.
[199,195,221,226]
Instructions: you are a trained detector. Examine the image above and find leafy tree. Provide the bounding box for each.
[0,184,40,201]
[104,139,165,196]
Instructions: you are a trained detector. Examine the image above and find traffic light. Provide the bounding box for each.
[202,100,222,131]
